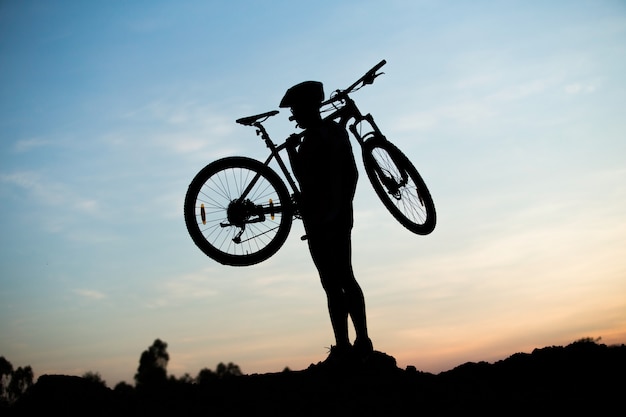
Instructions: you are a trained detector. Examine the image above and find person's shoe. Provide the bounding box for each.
[353,337,374,361]
[324,344,352,364]
[311,344,354,373]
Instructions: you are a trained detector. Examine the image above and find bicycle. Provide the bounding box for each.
[184,60,436,266]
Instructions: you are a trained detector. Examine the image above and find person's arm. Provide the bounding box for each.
[286,134,301,178]
[320,127,352,225]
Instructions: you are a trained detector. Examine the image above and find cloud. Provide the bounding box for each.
[1,171,100,214]
[13,138,55,152]
[564,82,597,94]
[455,73,503,89]
[0,171,115,243]
[486,77,554,101]
[147,270,219,308]
[73,289,107,300]
[391,100,496,133]
[122,99,233,131]
[390,74,565,134]
[116,99,238,157]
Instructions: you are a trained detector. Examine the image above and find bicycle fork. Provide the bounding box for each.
[349,114,409,200]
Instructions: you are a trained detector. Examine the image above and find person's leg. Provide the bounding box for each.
[308,233,350,348]
[344,275,373,356]
[344,276,368,341]
[335,233,372,352]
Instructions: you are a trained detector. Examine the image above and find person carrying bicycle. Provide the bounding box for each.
[281,81,373,366]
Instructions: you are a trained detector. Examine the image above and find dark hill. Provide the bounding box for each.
[8,340,625,416]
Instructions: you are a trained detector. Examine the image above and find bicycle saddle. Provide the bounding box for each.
[236,110,279,126]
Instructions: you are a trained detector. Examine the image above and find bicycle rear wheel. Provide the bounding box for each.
[362,136,436,235]
[184,157,293,266]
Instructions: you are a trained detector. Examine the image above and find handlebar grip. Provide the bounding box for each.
[342,59,387,94]
[371,59,387,73]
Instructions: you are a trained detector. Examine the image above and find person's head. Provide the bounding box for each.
[279,81,324,129]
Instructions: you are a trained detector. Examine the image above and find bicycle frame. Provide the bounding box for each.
[234,59,389,218]
[239,93,387,209]
[239,121,301,203]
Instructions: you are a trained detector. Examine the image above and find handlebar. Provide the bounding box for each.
[345,59,387,93]
[321,59,386,106]
[238,60,387,125]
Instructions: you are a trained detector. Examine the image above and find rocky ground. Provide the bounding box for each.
[7,340,625,416]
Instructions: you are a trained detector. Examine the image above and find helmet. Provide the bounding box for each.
[279,81,324,108]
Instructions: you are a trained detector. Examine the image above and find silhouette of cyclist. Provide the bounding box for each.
[281,81,373,365]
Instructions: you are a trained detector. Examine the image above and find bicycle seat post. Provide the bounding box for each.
[254,122,276,151]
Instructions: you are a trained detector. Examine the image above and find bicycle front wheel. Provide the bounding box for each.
[362,136,436,235]
[184,157,293,266]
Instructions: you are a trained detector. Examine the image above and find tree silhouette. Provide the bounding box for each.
[195,367,217,385]
[0,357,33,405]
[113,380,135,403]
[134,339,170,388]
[172,373,193,384]
[195,362,243,385]
[216,362,243,378]
[0,356,12,405]
[82,371,107,387]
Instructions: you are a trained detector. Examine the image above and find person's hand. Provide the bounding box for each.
[286,134,301,148]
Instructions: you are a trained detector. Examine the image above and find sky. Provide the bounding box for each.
[1,0,625,387]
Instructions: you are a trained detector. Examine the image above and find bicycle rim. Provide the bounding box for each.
[363,138,436,235]
[184,157,293,266]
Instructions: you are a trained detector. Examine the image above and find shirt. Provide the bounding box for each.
[292,119,358,233]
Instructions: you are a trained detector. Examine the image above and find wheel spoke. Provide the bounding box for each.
[184,157,293,266]
[364,139,436,235]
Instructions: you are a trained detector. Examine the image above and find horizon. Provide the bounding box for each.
[1,1,625,387]
[3,335,619,387]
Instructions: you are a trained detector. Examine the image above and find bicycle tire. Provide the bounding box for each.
[184,157,293,266]
[362,136,436,235]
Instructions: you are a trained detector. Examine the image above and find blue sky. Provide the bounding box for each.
[1,0,625,386]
